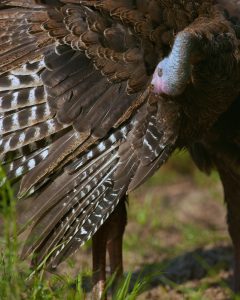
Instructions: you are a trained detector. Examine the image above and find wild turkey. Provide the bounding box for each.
[1,0,240,298]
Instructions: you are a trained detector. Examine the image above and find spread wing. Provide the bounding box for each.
[0,0,179,267]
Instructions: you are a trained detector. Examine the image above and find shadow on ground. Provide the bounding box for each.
[80,244,233,298]
[131,244,232,289]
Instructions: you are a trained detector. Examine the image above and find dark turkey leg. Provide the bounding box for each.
[107,198,127,293]
[92,198,127,299]
[92,224,108,300]
[216,161,240,292]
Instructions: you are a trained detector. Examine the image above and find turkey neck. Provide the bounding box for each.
[177,53,240,144]
[140,0,215,65]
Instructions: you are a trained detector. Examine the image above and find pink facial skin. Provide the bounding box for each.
[151,64,169,95]
[151,58,183,96]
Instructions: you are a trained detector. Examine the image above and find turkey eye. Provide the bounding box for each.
[158,68,163,77]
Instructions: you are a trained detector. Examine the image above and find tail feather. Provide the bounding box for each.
[0,86,46,113]
[18,130,89,197]
[0,117,68,156]
[0,102,53,134]
[0,54,64,174]
[16,139,120,232]
[19,154,109,227]
[66,124,129,173]
[17,122,135,267]
[20,124,128,232]
[31,162,117,265]
[1,137,52,164]
[22,152,117,257]
[50,188,121,268]
[37,142,138,268]
[5,145,50,179]
[0,69,42,89]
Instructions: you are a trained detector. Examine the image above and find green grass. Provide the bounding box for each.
[0,153,236,299]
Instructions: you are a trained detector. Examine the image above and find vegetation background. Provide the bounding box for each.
[0,151,237,299]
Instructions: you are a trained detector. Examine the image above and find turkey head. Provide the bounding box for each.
[151,5,240,142]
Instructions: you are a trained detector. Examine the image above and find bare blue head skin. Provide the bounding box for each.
[151,32,195,96]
